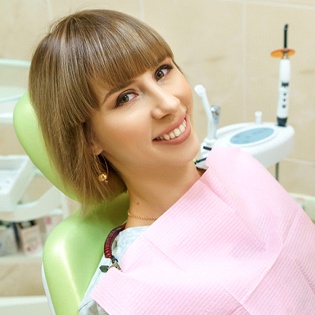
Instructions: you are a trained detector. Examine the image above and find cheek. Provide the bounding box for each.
[186,86,193,107]
[92,111,148,154]
[179,79,193,110]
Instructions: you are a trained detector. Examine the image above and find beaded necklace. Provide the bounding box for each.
[100,224,125,273]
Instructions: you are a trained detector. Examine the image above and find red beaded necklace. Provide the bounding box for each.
[100,224,125,273]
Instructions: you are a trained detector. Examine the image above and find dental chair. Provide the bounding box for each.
[13,94,128,315]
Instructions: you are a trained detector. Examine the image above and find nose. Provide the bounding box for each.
[150,85,180,119]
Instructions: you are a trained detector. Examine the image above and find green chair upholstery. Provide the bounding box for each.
[13,93,128,315]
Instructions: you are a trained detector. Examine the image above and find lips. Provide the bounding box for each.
[155,118,187,141]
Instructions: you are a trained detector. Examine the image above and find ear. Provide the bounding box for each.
[87,126,104,156]
[90,140,103,156]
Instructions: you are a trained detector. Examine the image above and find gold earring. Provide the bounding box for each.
[98,173,108,183]
[97,155,109,184]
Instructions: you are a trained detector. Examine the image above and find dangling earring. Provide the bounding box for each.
[98,173,108,183]
[97,155,109,184]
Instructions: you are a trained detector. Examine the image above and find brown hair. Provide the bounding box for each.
[29,9,174,214]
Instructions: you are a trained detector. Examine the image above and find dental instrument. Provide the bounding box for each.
[271,24,295,127]
[194,84,221,157]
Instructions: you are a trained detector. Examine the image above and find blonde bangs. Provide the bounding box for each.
[92,21,174,90]
[54,10,174,109]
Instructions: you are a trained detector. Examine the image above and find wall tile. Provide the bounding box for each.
[48,0,143,21]
[248,0,315,7]
[0,0,51,60]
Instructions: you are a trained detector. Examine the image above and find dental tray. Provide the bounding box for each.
[215,122,294,168]
[0,156,35,211]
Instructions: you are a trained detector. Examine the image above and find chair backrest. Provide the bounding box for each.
[13,93,128,315]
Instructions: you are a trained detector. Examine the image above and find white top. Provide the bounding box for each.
[79,226,148,315]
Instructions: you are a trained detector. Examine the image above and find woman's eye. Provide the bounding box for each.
[155,64,173,80]
[116,92,136,107]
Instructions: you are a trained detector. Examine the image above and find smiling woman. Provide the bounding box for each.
[28,8,315,315]
[29,10,179,214]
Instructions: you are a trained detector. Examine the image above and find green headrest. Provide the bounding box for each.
[13,93,76,200]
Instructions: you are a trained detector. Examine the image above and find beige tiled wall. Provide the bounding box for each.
[1,0,315,196]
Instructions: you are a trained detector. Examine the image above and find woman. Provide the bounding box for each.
[29,9,315,315]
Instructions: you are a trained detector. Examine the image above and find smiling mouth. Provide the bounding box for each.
[155,119,187,141]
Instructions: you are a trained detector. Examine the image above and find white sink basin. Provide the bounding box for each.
[201,122,294,168]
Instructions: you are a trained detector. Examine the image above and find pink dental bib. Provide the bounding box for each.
[92,147,315,314]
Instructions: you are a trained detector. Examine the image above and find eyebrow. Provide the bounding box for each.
[100,57,172,105]
[101,79,136,105]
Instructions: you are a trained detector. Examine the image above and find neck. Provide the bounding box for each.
[124,161,202,228]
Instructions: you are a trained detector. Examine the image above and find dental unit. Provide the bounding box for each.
[195,24,295,177]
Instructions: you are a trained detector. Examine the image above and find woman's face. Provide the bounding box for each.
[90,58,200,180]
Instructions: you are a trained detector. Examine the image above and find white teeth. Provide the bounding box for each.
[157,119,187,141]
[169,132,176,139]
[174,128,181,137]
